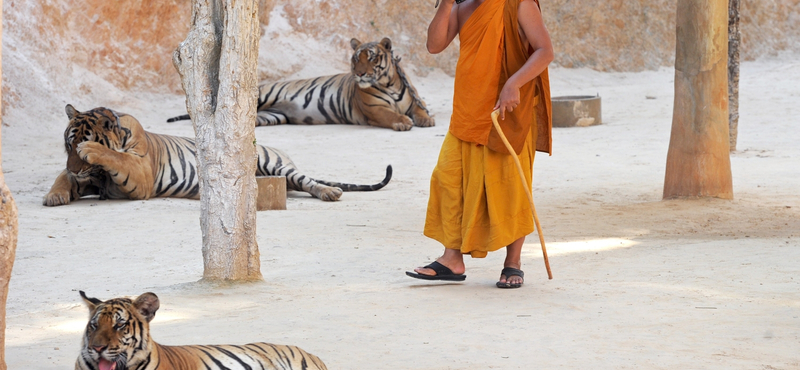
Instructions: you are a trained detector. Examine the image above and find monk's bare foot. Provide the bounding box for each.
[498,237,525,287]
[498,268,523,285]
[497,265,524,288]
[414,249,465,276]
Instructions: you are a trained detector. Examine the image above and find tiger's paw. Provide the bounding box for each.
[316,186,343,201]
[76,141,109,164]
[391,117,414,131]
[413,115,435,128]
[43,191,70,206]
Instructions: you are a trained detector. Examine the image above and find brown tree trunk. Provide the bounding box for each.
[664,0,733,200]
[173,0,262,281]
[0,0,20,366]
[728,0,740,152]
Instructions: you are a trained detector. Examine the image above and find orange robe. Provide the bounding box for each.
[449,0,552,155]
[424,0,551,257]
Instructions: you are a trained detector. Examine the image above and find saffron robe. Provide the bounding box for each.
[449,0,552,155]
[424,0,551,257]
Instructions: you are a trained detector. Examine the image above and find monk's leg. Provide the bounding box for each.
[499,236,525,285]
[416,132,466,277]
[413,248,465,276]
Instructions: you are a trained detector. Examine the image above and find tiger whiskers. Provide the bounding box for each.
[115,352,128,370]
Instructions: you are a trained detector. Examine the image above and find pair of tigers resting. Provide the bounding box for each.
[44,38,434,207]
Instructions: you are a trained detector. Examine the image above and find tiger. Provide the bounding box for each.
[43,105,392,206]
[75,291,328,370]
[167,37,435,131]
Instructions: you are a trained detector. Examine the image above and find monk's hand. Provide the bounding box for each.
[494,82,521,120]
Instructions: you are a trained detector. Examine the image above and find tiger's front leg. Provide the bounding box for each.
[77,142,154,200]
[367,107,414,131]
[43,170,106,206]
[410,104,435,128]
[43,170,79,206]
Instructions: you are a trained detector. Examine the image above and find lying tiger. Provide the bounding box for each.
[43,105,391,206]
[76,291,328,370]
[167,37,435,131]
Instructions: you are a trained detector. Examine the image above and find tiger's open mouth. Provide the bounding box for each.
[99,358,117,370]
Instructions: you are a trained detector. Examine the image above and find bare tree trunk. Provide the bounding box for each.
[0,0,21,366]
[173,0,262,281]
[664,0,733,199]
[728,0,740,152]
[0,179,15,370]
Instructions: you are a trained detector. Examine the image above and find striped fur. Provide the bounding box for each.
[43,105,391,206]
[75,291,328,370]
[167,37,435,131]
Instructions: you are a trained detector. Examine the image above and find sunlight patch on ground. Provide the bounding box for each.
[523,238,637,257]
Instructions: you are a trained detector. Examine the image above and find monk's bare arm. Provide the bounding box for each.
[427,0,460,54]
[495,0,554,118]
[511,0,554,87]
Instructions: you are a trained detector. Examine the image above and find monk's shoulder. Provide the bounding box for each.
[455,0,482,28]
[517,0,543,21]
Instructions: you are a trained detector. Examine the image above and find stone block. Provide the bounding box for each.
[256,176,286,211]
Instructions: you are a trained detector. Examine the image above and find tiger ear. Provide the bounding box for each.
[380,37,392,51]
[100,117,116,131]
[133,292,160,323]
[79,291,102,311]
[96,108,120,131]
[66,104,79,119]
[350,38,362,50]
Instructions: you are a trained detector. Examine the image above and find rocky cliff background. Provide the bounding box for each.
[2,0,799,118]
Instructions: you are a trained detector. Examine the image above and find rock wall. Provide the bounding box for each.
[3,0,189,93]
[738,0,800,61]
[2,0,799,108]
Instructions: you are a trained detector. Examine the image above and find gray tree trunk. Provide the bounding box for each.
[0,1,21,366]
[173,0,262,281]
[728,0,740,152]
[664,0,733,199]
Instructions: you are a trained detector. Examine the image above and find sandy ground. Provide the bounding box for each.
[2,53,799,369]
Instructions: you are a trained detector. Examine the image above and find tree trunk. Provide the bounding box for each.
[173,0,262,281]
[0,0,21,366]
[728,0,740,152]
[664,0,733,200]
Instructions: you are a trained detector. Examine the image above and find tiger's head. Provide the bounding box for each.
[350,37,397,89]
[77,291,159,370]
[63,105,126,178]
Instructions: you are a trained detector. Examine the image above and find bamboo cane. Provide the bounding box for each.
[491,109,552,279]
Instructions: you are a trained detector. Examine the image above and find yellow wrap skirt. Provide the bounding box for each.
[424,115,537,258]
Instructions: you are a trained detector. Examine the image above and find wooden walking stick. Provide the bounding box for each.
[491,109,553,279]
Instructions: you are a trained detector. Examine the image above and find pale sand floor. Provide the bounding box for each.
[2,56,799,369]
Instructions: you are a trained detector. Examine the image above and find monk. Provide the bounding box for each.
[406,0,553,288]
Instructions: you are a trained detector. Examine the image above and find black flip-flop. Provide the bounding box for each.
[405,261,467,281]
[496,267,524,288]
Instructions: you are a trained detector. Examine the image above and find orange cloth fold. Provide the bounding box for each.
[424,121,537,257]
[449,0,552,155]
